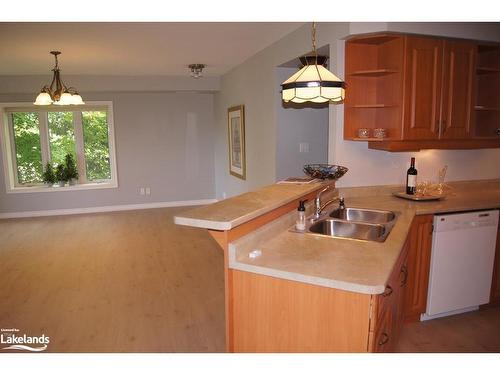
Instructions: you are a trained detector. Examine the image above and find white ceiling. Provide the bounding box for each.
[0,22,303,76]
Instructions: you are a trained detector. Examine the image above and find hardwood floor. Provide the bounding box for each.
[0,207,225,352]
[396,306,500,352]
[1,207,499,353]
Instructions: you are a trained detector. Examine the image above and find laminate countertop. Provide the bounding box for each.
[226,180,500,295]
[174,181,330,230]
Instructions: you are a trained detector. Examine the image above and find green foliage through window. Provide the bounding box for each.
[11,112,43,184]
[83,111,111,181]
[48,111,76,166]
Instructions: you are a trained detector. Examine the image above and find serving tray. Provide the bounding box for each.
[392,191,445,201]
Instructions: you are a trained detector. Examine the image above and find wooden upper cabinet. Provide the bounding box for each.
[441,41,476,139]
[473,44,500,139]
[403,37,443,140]
[344,32,500,151]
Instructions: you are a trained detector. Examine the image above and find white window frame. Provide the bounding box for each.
[0,101,118,194]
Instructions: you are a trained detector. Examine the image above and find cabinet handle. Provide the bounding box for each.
[382,285,393,297]
[378,333,389,346]
[496,128,500,136]
[400,265,408,287]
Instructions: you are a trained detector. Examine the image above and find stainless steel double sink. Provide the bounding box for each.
[294,207,397,242]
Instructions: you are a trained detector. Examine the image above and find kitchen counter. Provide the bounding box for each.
[175,179,500,295]
[227,180,500,295]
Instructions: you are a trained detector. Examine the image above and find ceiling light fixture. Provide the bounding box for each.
[34,51,84,106]
[189,64,205,79]
[281,22,345,104]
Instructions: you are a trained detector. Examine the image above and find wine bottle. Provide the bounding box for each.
[406,157,417,195]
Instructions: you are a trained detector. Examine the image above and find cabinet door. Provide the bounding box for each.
[403,37,443,140]
[404,215,433,322]
[373,308,394,353]
[490,223,500,303]
[394,248,409,341]
[441,41,476,139]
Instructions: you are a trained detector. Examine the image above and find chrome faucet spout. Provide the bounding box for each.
[313,185,343,219]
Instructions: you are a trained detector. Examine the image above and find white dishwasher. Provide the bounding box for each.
[422,209,499,321]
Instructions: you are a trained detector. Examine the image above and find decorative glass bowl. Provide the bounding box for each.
[303,164,348,180]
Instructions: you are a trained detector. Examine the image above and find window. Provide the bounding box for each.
[0,102,117,193]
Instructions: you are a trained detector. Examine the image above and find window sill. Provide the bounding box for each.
[6,181,118,194]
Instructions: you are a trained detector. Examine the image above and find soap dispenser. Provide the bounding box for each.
[295,200,307,231]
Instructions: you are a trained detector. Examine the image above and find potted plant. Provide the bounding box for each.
[56,163,67,187]
[42,162,56,187]
[64,153,79,185]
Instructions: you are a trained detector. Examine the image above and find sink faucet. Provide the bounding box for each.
[313,185,345,219]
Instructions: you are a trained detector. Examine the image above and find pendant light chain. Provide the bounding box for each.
[312,22,317,57]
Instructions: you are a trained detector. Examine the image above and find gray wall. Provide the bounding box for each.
[213,22,349,199]
[275,67,329,181]
[0,74,220,94]
[0,91,215,213]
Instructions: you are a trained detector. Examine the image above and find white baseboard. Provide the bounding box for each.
[0,199,218,219]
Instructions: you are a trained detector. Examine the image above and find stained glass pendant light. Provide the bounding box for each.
[34,51,85,106]
[281,22,345,104]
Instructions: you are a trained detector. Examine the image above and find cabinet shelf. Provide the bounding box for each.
[348,104,398,108]
[349,69,399,77]
[476,66,500,75]
[475,106,500,111]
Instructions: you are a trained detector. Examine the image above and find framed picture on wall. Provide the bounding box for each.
[227,105,246,180]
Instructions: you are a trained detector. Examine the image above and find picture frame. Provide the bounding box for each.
[227,105,246,180]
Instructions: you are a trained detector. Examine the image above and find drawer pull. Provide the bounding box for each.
[400,265,408,287]
[382,285,393,297]
[496,128,500,136]
[378,333,389,346]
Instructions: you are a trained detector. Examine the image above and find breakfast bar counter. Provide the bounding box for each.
[174,179,500,352]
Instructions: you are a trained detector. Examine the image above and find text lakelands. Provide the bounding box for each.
[0,334,50,344]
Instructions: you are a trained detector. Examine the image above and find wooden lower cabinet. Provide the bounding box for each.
[230,270,372,352]
[490,223,500,303]
[229,240,410,353]
[403,215,434,321]
[370,239,409,352]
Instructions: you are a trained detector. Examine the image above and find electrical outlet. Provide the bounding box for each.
[299,142,309,153]
[145,187,151,196]
[139,187,145,196]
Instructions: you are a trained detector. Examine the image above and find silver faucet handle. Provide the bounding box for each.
[339,196,345,209]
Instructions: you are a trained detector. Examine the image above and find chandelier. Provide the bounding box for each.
[34,51,85,106]
[281,22,345,104]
